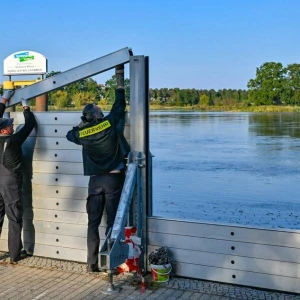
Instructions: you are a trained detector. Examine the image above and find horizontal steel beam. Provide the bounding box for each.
[6,47,133,107]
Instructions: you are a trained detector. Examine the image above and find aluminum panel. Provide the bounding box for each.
[26,137,80,150]
[12,112,83,125]
[23,243,87,262]
[1,230,86,250]
[22,125,77,138]
[2,219,107,236]
[27,197,86,212]
[148,245,300,279]
[23,208,87,224]
[32,161,83,174]
[32,173,88,188]
[30,149,82,162]
[12,111,130,126]
[32,184,87,199]
[148,217,300,248]
[25,133,129,150]
[148,232,300,264]
[173,262,300,294]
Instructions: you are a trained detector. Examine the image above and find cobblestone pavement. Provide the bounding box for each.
[0,252,299,300]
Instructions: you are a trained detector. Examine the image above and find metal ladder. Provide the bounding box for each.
[99,151,145,294]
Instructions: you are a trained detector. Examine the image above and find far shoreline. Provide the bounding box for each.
[15,105,300,113]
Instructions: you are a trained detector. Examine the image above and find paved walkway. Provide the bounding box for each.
[0,252,299,300]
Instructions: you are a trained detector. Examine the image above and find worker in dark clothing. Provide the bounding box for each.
[0,91,36,264]
[66,65,130,272]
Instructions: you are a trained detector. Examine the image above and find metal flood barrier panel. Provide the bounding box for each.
[0,112,300,294]
[148,217,300,294]
[0,111,130,262]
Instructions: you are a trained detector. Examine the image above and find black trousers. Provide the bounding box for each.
[86,172,125,265]
[0,166,23,260]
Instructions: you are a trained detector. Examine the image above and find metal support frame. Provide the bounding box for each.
[99,55,150,293]
[6,47,133,107]
[99,152,142,294]
[2,48,151,294]
[129,55,150,272]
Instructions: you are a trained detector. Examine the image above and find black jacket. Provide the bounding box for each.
[0,103,36,176]
[66,89,130,176]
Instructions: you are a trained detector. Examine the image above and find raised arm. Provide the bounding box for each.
[0,89,15,117]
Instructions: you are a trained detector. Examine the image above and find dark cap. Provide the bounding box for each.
[0,118,14,130]
[81,104,103,122]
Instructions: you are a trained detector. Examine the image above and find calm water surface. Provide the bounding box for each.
[150,111,300,230]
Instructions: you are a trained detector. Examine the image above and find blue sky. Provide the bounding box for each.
[1,0,299,90]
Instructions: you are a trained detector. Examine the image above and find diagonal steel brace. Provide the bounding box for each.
[5,47,133,108]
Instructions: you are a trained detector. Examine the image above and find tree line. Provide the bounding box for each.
[44,71,249,108]
[150,62,300,107]
[1,62,300,108]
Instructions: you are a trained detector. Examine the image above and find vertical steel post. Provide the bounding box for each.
[35,75,48,111]
[129,55,149,271]
[145,56,153,217]
[130,56,147,152]
[35,94,48,111]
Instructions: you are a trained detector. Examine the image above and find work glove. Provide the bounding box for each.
[116,64,124,72]
[116,64,124,89]
[21,98,30,108]
[2,89,15,100]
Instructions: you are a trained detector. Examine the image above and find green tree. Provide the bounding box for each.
[285,64,300,89]
[169,88,180,106]
[247,62,285,105]
[238,89,248,103]
[190,89,199,105]
[46,71,62,105]
[283,64,300,105]
[149,89,157,102]
[52,90,69,108]
[65,78,100,99]
[214,90,223,106]
[46,71,100,106]
[72,91,98,107]
[208,89,216,105]
[172,89,184,106]
[160,88,169,104]
[104,75,130,104]
[200,94,210,106]
[292,89,300,106]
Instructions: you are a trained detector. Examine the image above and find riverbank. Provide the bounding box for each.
[13,104,300,112]
[148,104,300,112]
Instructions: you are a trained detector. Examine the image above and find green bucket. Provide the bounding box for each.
[150,263,172,283]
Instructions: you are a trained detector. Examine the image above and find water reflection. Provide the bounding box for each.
[249,113,300,138]
[151,111,300,230]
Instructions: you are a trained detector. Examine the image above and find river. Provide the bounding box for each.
[150,111,300,230]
